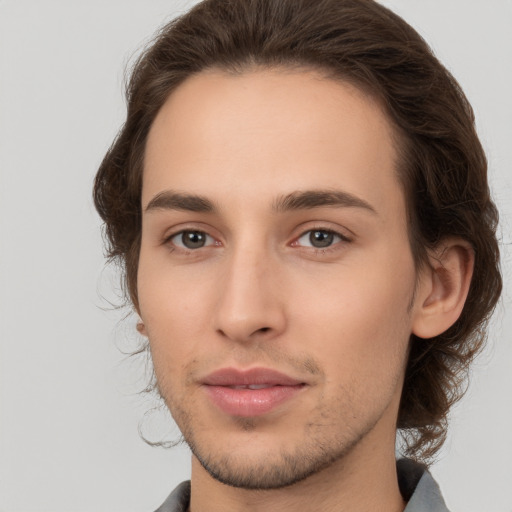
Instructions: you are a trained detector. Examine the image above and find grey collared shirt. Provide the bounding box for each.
[154,459,450,512]
[399,459,450,512]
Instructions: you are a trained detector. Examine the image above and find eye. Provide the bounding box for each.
[295,229,346,249]
[169,230,216,250]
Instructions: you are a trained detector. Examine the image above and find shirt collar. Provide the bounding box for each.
[154,459,450,512]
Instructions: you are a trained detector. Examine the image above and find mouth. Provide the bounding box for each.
[227,384,280,390]
[202,367,307,417]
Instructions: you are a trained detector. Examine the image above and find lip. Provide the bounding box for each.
[202,367,306,417]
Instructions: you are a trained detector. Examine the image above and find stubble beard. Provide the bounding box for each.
[167,394,378,491]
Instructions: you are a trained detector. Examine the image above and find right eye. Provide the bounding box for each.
[168,230,216,250]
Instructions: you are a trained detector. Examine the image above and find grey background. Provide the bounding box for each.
[0,1,510,511]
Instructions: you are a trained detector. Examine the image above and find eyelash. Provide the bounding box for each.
[163,227,352,253]
[164,230,218,252]
[292,228,351,252]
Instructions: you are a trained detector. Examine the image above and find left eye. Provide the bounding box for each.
[296,229,344,248]
[169,230,215,250]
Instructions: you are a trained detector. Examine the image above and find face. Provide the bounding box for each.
[138,68,423,489]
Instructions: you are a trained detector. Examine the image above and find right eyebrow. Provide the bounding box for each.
[144,191,216,213]
[272,189,377,215]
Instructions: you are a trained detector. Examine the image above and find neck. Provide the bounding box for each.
[189,436,406,512]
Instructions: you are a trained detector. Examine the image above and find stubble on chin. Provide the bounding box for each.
[185,413,370,490]
[150,351,390,491]
[167,387,378,491]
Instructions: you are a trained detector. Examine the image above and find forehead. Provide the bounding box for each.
[143,67,404,219]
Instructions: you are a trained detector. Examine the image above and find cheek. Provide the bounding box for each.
[137,253,216,377]
[290,257,414,386]
[138,242,213,323]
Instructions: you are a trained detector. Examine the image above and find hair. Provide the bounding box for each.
[93,0,502,461]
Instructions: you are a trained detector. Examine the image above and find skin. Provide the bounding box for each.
[137,68,472,512]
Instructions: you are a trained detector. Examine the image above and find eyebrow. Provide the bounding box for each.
[144,189,377,215]
[145,191,216,213]
[272,189,377,214]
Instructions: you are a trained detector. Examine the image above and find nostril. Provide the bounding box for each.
[258,327,271,333]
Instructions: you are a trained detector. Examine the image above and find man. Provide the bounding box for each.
[93,0,502,510]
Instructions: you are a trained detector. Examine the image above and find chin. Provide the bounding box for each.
[185,417,371,490]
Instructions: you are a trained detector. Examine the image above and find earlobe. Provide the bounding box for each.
[412,240,474,339]
[136,319,148,336]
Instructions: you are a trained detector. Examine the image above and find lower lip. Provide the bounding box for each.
[203,384,305,417]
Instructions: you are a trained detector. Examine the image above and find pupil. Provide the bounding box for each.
[310,230,333,248]
[182,231,205,249]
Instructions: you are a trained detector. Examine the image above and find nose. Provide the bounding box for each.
[213,245,287,343]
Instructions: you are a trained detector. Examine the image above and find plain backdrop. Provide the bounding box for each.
[0,1,511,511]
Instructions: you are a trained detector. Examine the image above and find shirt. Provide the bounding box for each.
[154,458,450,512]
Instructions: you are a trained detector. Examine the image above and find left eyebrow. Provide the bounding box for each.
[144,191,217,213]
[272,189,377,215]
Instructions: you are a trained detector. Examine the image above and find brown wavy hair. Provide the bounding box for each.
[93,0,502,461]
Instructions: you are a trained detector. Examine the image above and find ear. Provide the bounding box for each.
[136,319,148,337]
[412,239,474,339]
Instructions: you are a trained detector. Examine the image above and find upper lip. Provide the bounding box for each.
[202,367,305,387]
